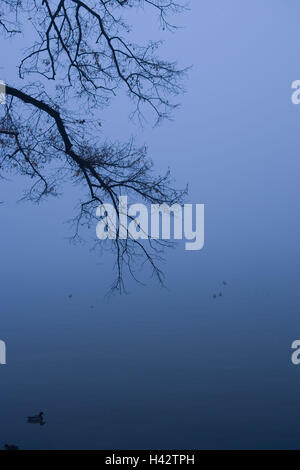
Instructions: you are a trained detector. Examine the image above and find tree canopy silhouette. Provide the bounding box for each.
[0,0,188,291]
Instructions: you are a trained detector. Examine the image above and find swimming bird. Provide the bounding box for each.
[27,412,45,425]
[219,292,222,297]
[4,444,19,450]
[68,294,73,299]
[223,281,227,286]
[213,294,217,299]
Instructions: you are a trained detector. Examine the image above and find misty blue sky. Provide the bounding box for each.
[0,0,300,449]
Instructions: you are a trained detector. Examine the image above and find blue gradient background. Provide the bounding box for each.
[1,0,300,449]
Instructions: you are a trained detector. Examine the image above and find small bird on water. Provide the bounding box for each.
[4,444,19,450]
[27,411,45,426]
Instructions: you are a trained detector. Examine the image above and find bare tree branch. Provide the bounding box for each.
[0,0,188,291]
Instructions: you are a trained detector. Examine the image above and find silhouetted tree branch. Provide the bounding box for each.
[0,0,188,291]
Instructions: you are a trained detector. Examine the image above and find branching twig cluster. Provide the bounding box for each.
[0,0,188,291]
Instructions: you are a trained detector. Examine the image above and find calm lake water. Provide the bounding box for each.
[1,270,300,449]
[1,0,300,450]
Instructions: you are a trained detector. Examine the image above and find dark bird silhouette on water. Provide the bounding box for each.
[4,444,19,450]
[27,412,45,426]
[219,292,222,297]
[68,294,73,299]
[223,281,227,286]
[213,294,217,299]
